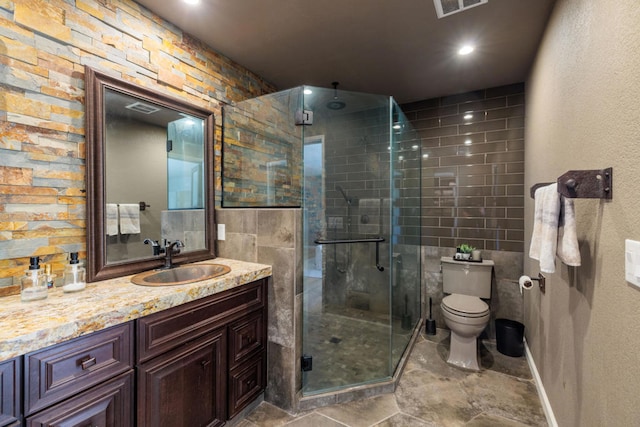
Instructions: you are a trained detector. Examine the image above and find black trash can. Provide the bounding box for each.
[495,319,525,357]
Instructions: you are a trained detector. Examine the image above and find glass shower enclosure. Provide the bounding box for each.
[223,85,421,396]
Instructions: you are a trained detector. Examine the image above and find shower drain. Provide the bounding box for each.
[329,337,342,344]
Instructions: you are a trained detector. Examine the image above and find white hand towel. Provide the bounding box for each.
[557,195,581,267]
[119,204,141,234]
[529,183,560,273]
[106,203,119,236]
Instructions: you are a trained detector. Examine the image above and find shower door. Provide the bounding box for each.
[302,89,420,395]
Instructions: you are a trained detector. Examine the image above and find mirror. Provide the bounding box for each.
[85,66,215,282]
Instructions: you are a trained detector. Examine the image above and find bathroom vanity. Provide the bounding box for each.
[0,259,271,427]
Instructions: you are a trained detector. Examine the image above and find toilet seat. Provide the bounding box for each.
[442,294,489,318]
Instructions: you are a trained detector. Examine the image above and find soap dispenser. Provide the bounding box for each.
[21,256,48,302]
[62,252,86,293]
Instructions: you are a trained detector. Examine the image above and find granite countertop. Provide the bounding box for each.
[0,258,271,361]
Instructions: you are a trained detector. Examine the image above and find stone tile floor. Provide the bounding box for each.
[238,328,547,426]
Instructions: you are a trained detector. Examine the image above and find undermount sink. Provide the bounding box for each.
[131,263,231,286]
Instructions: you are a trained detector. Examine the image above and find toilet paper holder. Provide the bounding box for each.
[519,273,546,293]
[509,273,546,293]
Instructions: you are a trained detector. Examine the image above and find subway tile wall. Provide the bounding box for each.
[402,83,525,252]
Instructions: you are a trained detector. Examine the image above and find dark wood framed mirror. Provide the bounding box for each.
[85,66,215,282]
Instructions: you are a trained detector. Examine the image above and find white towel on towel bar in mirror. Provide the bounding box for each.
[529,183,581,273]
[106,203,118,236]
[119,204,141,234]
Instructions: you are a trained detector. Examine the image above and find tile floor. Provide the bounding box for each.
[238,328,548,426]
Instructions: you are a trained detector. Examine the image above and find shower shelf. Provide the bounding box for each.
[314,237,386,272]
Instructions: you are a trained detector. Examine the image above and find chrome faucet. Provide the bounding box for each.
[143,239,185,268]
[163,240,184,269]
[143,238,163,256]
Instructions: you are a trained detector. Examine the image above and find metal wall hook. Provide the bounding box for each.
[530,167,613,200]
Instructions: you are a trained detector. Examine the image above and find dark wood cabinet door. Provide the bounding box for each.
[25,371,133,427]
[137,329,226,427]
[0,357,21,427]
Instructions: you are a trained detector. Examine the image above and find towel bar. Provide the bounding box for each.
[530,167,612,200]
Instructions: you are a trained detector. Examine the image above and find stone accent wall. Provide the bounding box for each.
[0,0,275,294]
[222,89,303,207]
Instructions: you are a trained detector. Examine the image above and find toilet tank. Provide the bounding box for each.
[441,257,494,299]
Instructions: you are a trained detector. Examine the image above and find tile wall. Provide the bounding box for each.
[0,0,274,294]
[215,207,302,412]
[402,83,525,252]
[402,84,527,337]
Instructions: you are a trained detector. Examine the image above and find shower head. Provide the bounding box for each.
[335,185,352,205]
[327,82,346,110]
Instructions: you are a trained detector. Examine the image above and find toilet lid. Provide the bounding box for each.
[442,294,489,318]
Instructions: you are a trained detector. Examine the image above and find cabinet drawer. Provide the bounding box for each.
[137,279,266,363]
[228,309,265,369]
[0,357,21,427]
[25,322,133,415]
[228,352,265,419]
[25,370,133,427]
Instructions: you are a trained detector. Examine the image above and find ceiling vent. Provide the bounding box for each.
[125,101,161,115]
[434,0,488,19]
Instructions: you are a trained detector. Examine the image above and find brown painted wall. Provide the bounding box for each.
[0,0,275,293]
[525,0,640,425]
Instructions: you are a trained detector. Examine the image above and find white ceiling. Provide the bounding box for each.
[135,0,556,103]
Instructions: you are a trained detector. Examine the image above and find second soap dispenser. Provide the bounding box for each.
[21,256,47,302]
[62,252,86,293]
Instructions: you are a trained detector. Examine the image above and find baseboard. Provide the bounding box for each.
[524,339,558,427]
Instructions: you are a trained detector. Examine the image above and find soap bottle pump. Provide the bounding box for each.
[62,252,86,293]
[21,256,48,302]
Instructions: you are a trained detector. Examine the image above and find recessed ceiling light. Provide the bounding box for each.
[303,89,313,95]
[464,139,472,145]
[184,0,200,5]
[458,45,475,56]
[464,113,473,120]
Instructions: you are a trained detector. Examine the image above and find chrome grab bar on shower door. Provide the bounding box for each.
[314,237,386,271]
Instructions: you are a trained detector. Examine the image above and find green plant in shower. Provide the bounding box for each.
[457,243,475,254]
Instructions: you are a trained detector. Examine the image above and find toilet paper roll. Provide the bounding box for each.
[519,275,533,293]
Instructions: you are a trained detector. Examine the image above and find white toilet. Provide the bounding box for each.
[440,257,494,371]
